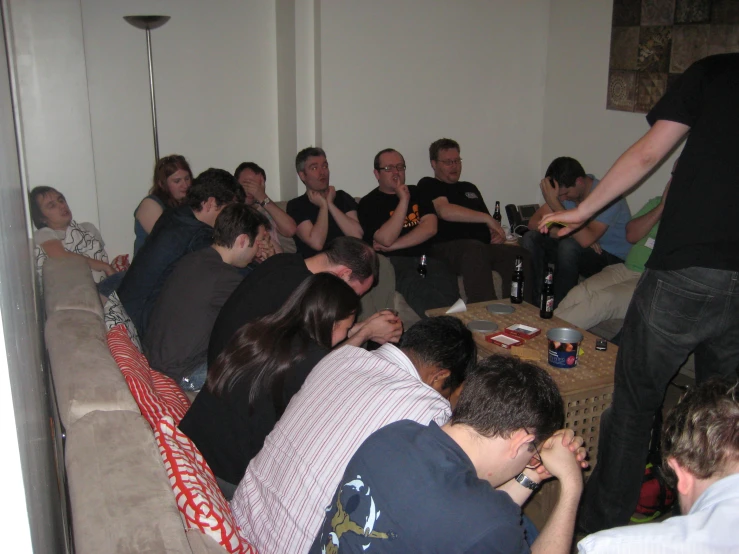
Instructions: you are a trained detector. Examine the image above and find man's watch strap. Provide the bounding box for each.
[515,472,541,492]
[258,197,271,208]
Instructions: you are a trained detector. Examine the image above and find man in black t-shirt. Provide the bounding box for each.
[286,147,364,258]
[417,138,532,302]
[311,355,587,554]
[541,54,739,534]
[359,149,458,318]
[208,237,403,364]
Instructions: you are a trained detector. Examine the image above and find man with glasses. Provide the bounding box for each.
[358,148,459,318]
[310,355,588,554]
[418,138,533,303]
[287,146,364,258]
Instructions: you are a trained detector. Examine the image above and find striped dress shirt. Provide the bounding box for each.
[230,343,451,554]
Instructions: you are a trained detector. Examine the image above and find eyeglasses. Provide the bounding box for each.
[378,164,406,173]
[437,158,462,167]
[524,429,543,470]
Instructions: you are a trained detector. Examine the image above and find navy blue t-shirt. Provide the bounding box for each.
[310,420,529,554]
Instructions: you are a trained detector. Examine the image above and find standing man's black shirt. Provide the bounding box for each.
[417,177,492,244]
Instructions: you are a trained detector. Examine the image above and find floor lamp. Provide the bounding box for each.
[124,15,170,162]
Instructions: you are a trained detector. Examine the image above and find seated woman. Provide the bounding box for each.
[179,272,359,497]
[133,154,192,255]
[30,186,122,295]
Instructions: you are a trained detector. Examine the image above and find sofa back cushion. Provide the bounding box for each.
[42,257,104,318]
[107,325,190,427]
[154,416,257,554]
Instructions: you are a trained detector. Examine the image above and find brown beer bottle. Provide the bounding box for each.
[540,265,554,318]
[493,201,502,223]
[511,256,524,304]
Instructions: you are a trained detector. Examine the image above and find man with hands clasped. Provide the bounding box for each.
[310,355,588,554]
[358,148,459,318]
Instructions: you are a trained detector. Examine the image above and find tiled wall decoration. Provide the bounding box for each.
[607,0,739,113]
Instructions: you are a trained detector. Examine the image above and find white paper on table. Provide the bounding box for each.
[446,298,467,314]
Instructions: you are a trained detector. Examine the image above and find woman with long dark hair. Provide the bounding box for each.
[179,272,360,495]
[133,154,193,255]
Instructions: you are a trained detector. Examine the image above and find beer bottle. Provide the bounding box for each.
[417,254,428,278]
[493,201,502,223]
[540,265,554,319]
[511,255,524,304]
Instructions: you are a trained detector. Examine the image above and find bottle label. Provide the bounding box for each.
[515,260,523,271]
[511,283,519,297]
[544,297,554,312]
[545,274,553,285]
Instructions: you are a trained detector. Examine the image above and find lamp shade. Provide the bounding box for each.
[124,15,170,30]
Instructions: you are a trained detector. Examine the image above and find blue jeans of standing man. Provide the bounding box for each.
[579,267,739,533]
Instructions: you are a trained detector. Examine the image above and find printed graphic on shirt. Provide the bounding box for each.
[465,192,479,199]
[389,204,420,229]
[317,476,397,553]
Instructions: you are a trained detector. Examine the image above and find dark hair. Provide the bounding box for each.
[545,157,586,189]
[186,168,245,211]
[323,236,379,284]
[295,146,327,173]
[662,379,739,485]
[373,148,402,170]
[212,204,270,248]
[399,316,476,392]
[29,186,60,229]
[429,138,460,162]
[149,154,193,207]
[234,162,266,182]
[451,355,563,445]
[206,273,360,402]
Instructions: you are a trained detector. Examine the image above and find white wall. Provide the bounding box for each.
[542,0,681,213]
[81,0,280,257]
[318,0,551,206]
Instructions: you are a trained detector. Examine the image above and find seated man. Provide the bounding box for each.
[119,168,243,338]
[418,138,533,302]
[525,157,631,307]
[234,161,296,250]
[311,355,587,554]
[207,236,402,364]
[144,204,269,392]
[231,316,477,554]
[578,379,739,554]
[287,146,363,257]
[555,172,670,330]
[359,148,459,318]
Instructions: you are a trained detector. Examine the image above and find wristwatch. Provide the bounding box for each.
[258,197,271,208]
[515,472,541,492]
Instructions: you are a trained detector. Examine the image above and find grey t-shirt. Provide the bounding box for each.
[144,247,245,381]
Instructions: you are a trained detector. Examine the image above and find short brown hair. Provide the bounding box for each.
[429,138,460,162]
[662,379,739,483]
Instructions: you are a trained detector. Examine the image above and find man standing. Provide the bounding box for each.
[287,146,363,258]
[359,148,459,318]
[119,168,243,339]
[541,53,739,533]
[526,157,631,307]
[144,204,268,391]
[418,138,532,302]
[310,355,587,554]
[578,379,739,553]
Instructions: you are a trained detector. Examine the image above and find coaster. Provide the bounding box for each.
[467,320,498,333]
[486,303,515,315]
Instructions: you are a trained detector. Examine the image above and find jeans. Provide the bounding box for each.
[579,267,739,533]
[97,270,126,298]
[180,361,208,392]
[389,255,459,318]
[521,231,623,308]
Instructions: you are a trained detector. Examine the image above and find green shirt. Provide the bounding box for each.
[624,196,661,273]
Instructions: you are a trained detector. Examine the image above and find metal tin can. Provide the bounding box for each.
[546,328,583,369]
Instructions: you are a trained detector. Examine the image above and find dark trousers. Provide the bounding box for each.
[579,267,739,533]
[431,240,533,303]
[522,231,623,308]
[389,255,459,318]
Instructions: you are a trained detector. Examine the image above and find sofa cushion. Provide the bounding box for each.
[107,325,190,427]
[45,310,139,428]
[42,257,104,318]
[65,410,192,554]
[154,417,257,554]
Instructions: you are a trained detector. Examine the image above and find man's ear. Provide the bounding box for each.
[509,428,535,460]
[427,368,451,394]
[667,457,694,497]
[334,266,353,283]
[200,197,216,212]
[373,169,381,181]
[430,160,438,172]
[298,170,307,183]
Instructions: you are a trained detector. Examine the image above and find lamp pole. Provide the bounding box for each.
[124,15,170,162]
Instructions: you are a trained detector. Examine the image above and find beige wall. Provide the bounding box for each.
[542,0,682,213]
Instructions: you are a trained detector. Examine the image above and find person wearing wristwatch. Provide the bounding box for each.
[235,161,297,256]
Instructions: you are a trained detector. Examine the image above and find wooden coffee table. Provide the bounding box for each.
[427,300,617,471]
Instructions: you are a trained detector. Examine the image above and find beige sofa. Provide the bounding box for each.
[43,257,227,554]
